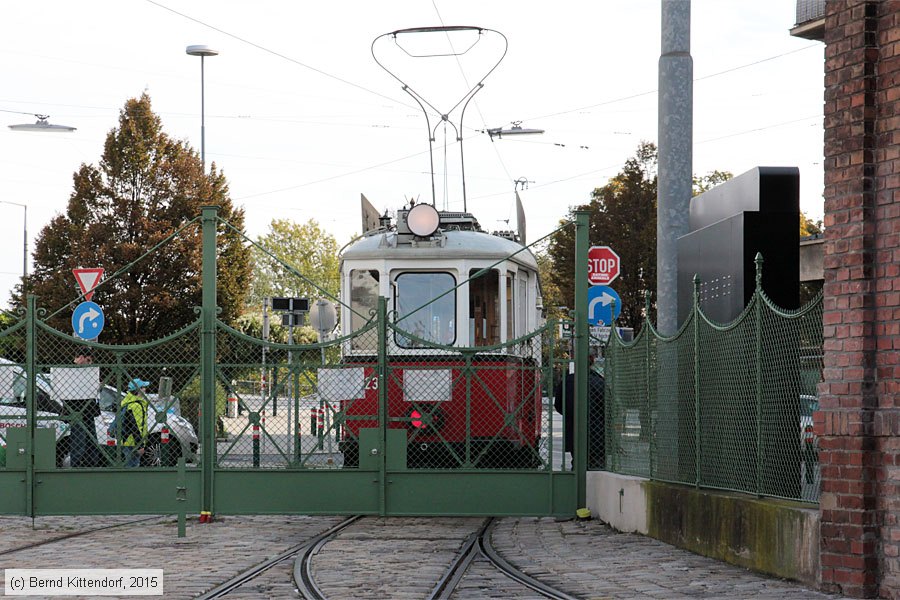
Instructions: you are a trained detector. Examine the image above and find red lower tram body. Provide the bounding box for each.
[338,355,542,468]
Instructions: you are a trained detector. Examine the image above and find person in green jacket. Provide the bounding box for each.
[119,378,150,467]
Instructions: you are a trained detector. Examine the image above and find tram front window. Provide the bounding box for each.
[395,272,456,347]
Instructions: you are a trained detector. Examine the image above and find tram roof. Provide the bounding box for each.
[342,229,539,270]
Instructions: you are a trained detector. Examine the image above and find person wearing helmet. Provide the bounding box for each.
[117,378,150,467]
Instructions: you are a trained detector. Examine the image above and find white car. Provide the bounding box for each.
[0,362,197,468]
[96,386,198,467]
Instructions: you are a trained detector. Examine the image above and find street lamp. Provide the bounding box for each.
[486,121,544,141]
[4,110,76,295]
[8,115,77,132]
[186,44,219,172]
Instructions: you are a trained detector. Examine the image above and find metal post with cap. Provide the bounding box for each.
[186,45,219,172]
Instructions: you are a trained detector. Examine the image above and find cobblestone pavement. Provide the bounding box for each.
[0,515,343,599]
[309,517,483,599]
[0,515,846,599]
[451,553,543,599]
[491,518,845,600]
[0,515,155,554]
[216,559,298,600]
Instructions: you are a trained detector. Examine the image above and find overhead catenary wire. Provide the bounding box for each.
[523,43,822,123]
[234,145,441,201]
[144,0,430,118]
[1,11,823,229]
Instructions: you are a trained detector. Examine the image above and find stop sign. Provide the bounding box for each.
[588,246,620,285]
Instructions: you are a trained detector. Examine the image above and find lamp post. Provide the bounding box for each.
[5,111,76,295]
[186,45,219,172]
[0,201,27,293]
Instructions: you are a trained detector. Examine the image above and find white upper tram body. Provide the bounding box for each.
[339,204,543,355]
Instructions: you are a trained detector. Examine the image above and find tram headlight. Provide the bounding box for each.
[407,203,440,237]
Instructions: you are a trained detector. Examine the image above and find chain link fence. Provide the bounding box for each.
[211,304,563,471]
[605,284,823,503]
[0,317,27,470]
[0,315,201,471]
[36,322,201,469]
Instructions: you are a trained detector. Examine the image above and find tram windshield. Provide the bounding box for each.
[395,272,456,347]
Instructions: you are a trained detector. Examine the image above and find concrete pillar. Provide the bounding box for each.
[657,0,693,335]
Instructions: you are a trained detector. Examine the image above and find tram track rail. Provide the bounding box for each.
[197,516,361,600]
[290,516,579,600]
[429,517,581,600]
[0,516,163,558]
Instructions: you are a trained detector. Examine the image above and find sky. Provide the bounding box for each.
[0,1,824,303]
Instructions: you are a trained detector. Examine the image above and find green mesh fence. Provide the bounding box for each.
[0,315,27,469]
[0,217,206,473]
[32,320,202,469]
[209,216,568,472]
[605,287,823,504]
[214,320,372,469]
[383,320,553,470]
[210,313,562,471]
[2,206,576,523]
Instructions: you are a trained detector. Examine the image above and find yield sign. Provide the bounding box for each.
[72,268,104,302]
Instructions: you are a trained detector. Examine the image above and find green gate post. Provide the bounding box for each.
[200,206,219,518]
[574,210,589,510]
[176,457,187,538]
[252,413,261,468]
[754,253,763,497]
[377,296,388,516]
[25,295,36,519]
[645,291,654,476]
[693,275,701,488]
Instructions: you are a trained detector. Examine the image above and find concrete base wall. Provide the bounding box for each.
[587,472,820,588]
[587,471,649,534]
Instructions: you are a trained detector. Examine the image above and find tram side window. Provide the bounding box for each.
[506,272,515,342]
[469,269,499,346]
[518,273,528,335]
[350,269,379,351]
[395,272,456,348]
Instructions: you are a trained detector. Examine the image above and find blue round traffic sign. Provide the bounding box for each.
[588,285,622,326]
[72,301,105,340]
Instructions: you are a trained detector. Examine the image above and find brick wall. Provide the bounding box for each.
[821,1,900,597]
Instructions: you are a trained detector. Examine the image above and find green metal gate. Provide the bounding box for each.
[0,208,591,517]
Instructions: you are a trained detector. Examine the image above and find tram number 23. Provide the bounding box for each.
[365,377,378,390]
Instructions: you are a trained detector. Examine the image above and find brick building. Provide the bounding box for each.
[794,1,900,597]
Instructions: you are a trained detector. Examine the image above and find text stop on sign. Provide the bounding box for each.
[588,246,620,285]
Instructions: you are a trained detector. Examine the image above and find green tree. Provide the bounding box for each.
[798,211,824,306]
[692,170,733,195]
[548,142,658,330]
[248,219,340,307]
[241,219,340,341]
[800,212,823,237]
[24,94,251,343]
[536,252,565,322]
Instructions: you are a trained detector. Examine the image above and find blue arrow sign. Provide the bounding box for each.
[72,301,104,340]
[587,285,622,326]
